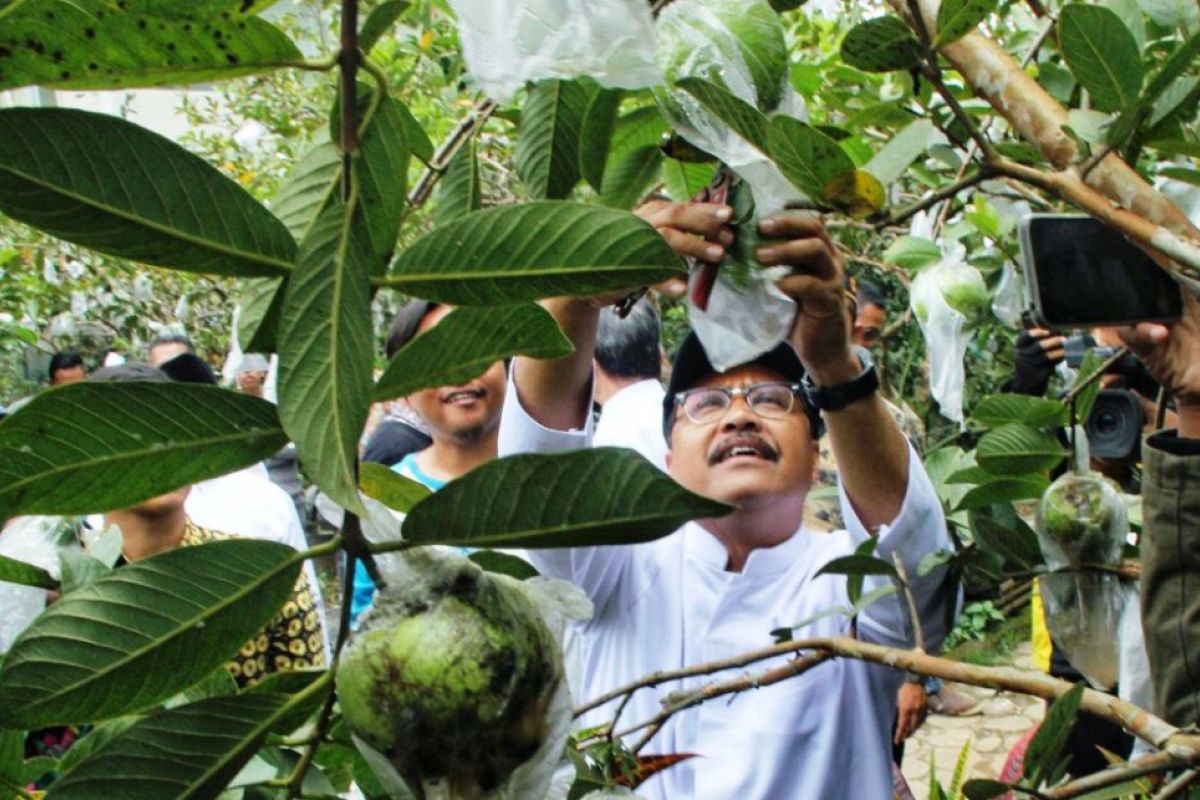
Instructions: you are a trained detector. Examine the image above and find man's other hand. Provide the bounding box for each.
[1115,292,1200,438]
[636,199,733,263]
[894,681,928,745]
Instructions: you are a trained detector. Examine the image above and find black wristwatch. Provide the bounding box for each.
[801,346,879,412]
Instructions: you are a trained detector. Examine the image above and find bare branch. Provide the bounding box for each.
[881,167,991,228]
[1153,769,1200,800]
[891,552,925,654]
[407,99,497,210]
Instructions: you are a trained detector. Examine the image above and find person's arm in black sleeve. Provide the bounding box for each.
[362,419,432,466]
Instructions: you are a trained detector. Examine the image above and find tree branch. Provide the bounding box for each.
[881,167,991,228]
[1153,769,1200,800]
[337,0,360,201]
[407,98,497,210]
[891,552,925,654]
[1042,750,1193,799]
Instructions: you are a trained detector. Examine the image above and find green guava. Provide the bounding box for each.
[1036,472,1125,565]
[336,557,562,797]
[911,262,990,327]
[655,0,789,117]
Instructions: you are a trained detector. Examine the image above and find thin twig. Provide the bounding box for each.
[1062,347,1130,405]
[407,99,497,209]
[337,0,360,201]
[1043,751,1193,799]
[891,552,925,654]
[1153,769,1200,800]
[882,167,992,228]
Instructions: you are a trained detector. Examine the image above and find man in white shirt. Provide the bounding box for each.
[499,200,956,799]
[593,299,668,470]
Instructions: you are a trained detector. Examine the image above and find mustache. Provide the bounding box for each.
[707,433,779,465]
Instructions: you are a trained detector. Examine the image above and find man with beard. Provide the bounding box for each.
[498,201,956,798]
[348,300,508,626]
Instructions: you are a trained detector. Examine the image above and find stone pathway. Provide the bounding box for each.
[900,643,1044,798]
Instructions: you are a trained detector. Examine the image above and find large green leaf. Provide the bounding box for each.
[662,158,716,201]
[516,78,591,199]
[0,382,287,522]
[402,448,730,548]
[598,145,664,210]
[359,462,431,513]
[277,199,374,516]
[969,512,1044,570]
[360,0,410,53]
[676,77,770,153]
[606,106,670,167]
[382,202,684,304]
[1058,5,1144,113]
[865,118,935,186]
[432,139,481,227]
[1109,32,1200,145]
[0,539,301,727]
[578,85,623,192]
[839,16,922,73]
[935,0,997,46]
[374,304,573,401]
[976,423,1066,475]
[768,116,855,199]
[45,686,327,800]
[971,394,1065,429]
[269,140,341,244]
[0,0,301,92]
[235,277,286,354]
[0,108,296,277]
[1024,682,1085,787]
[1142,0,1200,29]
[0,553,58,589]
[955,475,1049,511]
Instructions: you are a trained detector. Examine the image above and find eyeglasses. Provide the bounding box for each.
[855,326,881,344]
[675,382,803,425]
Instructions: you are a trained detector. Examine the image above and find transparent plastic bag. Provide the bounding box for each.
[0,516,67,653]
[1039,571,1124,690]
[991,261,1025,328]
[448,0,659,103]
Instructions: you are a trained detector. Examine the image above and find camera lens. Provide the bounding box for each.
[1094,410,1120,435]
[1085,390,1144,460]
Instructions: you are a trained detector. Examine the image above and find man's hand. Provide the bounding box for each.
[894,681,928,745]
[755,211,854,384]
[636,199,733,264]
[1114,291,1200,438]
[1009,327,1065,396]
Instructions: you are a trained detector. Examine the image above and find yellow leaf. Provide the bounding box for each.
[419,29,434,51]
[821,169,886,219]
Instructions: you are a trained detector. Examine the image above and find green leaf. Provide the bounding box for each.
[432,139,481,227]
[1141,0,1200,29]
[357,460,434,515]
[0,729,22,785]
[599,145,664,210]
[935,0,997,46]
[662,158,716,202]
[277,198,374,516]
[359,462,432,513]
[0,108,296,277]
[1024,682,1086,787]
[0,539,302,727]
[58,549,111,594]
[1159,166,1200,187]
[0,0,301,93]
[1070,350,1104,424]
[270,140,341,244]
[971,394,1065,428]
[578,85,623,192]
[468,550,540,580]
[969,512,1045,570]
[383,202,684,304]
[1108,32,1200,144]
[1058,5,1144,113]
[865,118,935,186]
[976,423,1066,475]
[402,448,731,549]
[45,685,329,800]
[360,0,410,53]
[0,553,57,589]
[814,554,900,580]
[962,779,1012,799]
[0,383,287,522]
[839,16,922,73]
[676,77,770,153]
[55,717,142,774]
[244,669,328,733]
[956,475,1050,510]
[236,277,286,354]
[768,116,855,200]
[516,78,592,199]
[883,236,942,270]
[607,107,670,167]
[375,304,572,401]
[394,99,433,166]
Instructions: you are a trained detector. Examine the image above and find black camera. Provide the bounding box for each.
[1062,333,1146,460]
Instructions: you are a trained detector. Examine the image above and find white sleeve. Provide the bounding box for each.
[840,442,959,651]
[498,367,634,618]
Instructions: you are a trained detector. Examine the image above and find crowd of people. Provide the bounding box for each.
[2,195,1200,798]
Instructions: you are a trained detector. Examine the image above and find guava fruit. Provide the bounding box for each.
[336,555,562,797]
[910,261,990,327]
[1035,471,1126,567]
[655,0,789,118]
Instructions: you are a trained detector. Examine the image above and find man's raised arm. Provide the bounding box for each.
[512,201,734,432]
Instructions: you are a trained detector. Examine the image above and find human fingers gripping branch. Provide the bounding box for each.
[636,199,734,263]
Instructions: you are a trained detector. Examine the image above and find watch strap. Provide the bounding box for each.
[802,350,879,412]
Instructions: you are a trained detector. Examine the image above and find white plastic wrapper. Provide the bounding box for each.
[448,0,660,103]
[1040,571,1125,690]
[688,263,795,372]
[0,516,66,653]
[991,261,1024,328]
[910,255,972,425]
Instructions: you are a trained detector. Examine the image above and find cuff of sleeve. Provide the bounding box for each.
[497,365,595,457]
[1147,429,1200,457]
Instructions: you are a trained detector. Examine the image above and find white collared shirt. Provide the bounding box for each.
[498,375,955,799]
[594,378,669,471]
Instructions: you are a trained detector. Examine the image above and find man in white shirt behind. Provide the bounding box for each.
[593,299,668,470]
[499,200,956,799]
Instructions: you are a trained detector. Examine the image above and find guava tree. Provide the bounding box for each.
[0,0,1199,798]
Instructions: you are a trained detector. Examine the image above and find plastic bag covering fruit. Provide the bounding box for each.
[337,550,564,798]
[1034,436,1129,689]
[910,257,990,328]
[447,0,659,103]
